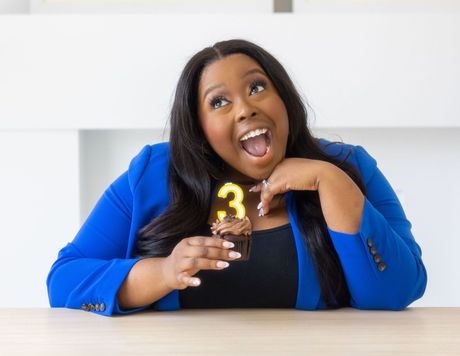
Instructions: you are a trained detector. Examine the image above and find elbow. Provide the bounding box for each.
[352,293,412,311]
[352,273,428,311]
[46,255,81,308]
[46,267,65,308]
[386,275,428,311]
[390,259,428,310]
[351,293,408,311]
[46,243,88,308]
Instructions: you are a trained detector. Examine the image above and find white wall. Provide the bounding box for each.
[1,14,459,129]
[79,129,168,221]
[0,131,79,307]
[0,8,458,308]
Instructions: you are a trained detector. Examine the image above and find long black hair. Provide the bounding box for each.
[134,39,367,308]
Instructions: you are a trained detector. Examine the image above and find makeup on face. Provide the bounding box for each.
[198,53,289,181]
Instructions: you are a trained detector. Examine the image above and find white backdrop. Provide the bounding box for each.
[0,9,459,307]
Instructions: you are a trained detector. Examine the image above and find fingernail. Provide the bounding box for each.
[223,241,235,248]
[249,186,256,192]
[258,208,264,217]
[257,202,263,210]
[217,261,230,268]
[192,279,200,286]
[229,251,242,259]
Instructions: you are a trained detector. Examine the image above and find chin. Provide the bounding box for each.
[245,166,275,181]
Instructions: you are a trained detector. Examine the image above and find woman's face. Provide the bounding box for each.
[197,53,289,182]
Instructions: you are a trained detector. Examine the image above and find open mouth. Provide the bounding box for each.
[239,128,272,158]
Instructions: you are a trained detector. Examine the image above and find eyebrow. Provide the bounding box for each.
[202,68,267,101]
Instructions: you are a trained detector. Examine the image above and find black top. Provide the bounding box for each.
[179,223,298,308]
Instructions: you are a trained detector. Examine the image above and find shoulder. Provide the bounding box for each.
[127,142,170,191]
[317,137,377,185]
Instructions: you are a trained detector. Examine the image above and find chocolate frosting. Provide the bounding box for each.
[211,215,252,237]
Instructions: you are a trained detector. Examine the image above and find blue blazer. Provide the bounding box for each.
[46,138,427,316]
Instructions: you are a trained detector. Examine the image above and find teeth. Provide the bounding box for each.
[239,128,268,142]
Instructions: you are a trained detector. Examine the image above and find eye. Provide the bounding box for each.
[209,95,230,110]
[208,78,268,110]
[249,79,267,95]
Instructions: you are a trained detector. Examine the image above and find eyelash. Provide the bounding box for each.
[208,79,267,110]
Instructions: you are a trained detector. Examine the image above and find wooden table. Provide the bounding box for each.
[0,308,459,355]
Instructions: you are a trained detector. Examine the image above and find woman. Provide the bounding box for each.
[46,39,427,316]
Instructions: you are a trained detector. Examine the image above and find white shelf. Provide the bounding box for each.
[29,0,273,14]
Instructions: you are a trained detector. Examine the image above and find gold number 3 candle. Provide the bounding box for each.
[217,182,246,221]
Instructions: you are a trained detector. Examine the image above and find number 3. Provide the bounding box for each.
[217,182,246,221]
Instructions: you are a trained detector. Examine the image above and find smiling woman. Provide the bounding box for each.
[46,39,427,316]
[197,53,289,181]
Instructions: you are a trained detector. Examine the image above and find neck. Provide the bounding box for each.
[217,179,257,185]
[220,165,258,186]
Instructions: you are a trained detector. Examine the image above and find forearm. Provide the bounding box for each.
[316,162,365,234]
[116,257,174,310]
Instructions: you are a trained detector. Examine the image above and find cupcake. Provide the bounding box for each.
[211,214,252,261]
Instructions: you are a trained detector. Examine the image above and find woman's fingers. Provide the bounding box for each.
[187,236,234,249]
[177,272,201,288]
[177,256,234,288]
[179,256,233,272]
[256,179,278,216]
[185,244,241,261]
[185,236,240,260]
[171,236,241,289]
[251,179,290,216]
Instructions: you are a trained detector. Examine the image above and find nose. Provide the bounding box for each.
[236,98,258,122]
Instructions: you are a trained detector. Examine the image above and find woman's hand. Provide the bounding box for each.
[161,236,242,290]
[249,158,331,216]
[250,157,365,234]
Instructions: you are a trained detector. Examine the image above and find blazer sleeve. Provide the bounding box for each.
[46,145,153,316]
[327,145,427,310]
